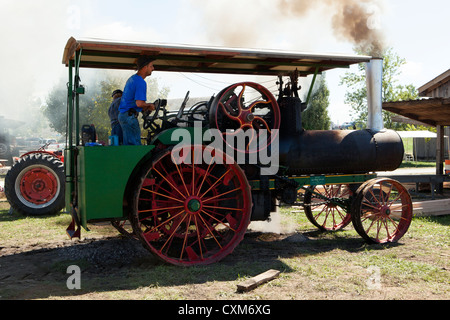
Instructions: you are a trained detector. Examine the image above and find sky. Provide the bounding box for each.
[0,0,448,127]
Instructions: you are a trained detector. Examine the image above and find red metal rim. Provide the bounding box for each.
[305,184,353,231]
[19,167,59,205]
[134,145,252,266]
[212,82,280,153]
[357,179,412,243]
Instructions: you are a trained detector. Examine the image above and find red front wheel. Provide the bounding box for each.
[351,178,412,244]
[129,145,252,266]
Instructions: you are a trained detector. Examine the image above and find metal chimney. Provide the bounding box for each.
[366,58,384,131]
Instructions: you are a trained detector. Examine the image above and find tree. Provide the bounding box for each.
[42,73,170,142]
[42,78,98,138]
[302,75,331,130]
[339,48,418,129]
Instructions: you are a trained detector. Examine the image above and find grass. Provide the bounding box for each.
[0,202,117,244]
[0,200,449,300]
[399,161,437,168]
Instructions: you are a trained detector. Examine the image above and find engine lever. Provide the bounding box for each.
[177,91,190,120]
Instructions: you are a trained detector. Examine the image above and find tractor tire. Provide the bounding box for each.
[5,153,65,216]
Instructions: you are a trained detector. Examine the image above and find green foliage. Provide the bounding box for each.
[399,161,436,168]
[42,79,100,138]
[42,73,170,143]
[302,76,331,130]
[404,123,436,133]
[339,48,419,129]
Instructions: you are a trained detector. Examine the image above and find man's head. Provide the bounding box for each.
[136,55,155,77]
[112,89,123,99]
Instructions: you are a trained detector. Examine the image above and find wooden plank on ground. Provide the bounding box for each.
[389,199,450,219]
[412,199,450,217]
[237,269,280,293]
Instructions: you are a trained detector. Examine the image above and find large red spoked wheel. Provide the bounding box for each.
[209,82,280,153]
[303,184,353,231]
[5,153,65,215]
[351,178,412,244]
[130,145,252,266]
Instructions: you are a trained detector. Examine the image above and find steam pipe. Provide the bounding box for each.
[366,58,384,131]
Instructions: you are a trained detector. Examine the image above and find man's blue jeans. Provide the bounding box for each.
[111,122,123,145]
[118,112,141,145]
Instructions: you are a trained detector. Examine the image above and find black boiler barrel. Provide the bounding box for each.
[278,129,404,175]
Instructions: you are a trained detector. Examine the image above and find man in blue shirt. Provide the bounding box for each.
[118,55,156,145]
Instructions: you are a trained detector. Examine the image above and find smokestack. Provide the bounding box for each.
[366,58,384,131]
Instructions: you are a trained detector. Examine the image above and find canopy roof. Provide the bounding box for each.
[383,98,450,127]
[62,37,372,77]
[396,130,437,138]
[418,69,450,97]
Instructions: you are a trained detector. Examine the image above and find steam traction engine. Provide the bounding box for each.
[61,38,411,266]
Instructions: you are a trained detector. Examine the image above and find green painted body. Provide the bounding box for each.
[75,145,154,228]
[65,127,192,229]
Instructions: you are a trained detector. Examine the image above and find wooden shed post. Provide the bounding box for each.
[436,125,444,194]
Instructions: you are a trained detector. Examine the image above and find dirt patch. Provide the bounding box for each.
[1,200,449,300]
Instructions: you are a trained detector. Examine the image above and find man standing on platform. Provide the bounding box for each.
[118,56,156,145]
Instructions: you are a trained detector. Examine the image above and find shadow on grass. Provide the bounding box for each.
[0,226,401,300]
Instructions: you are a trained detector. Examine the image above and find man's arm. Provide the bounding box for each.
[136,100,155,112]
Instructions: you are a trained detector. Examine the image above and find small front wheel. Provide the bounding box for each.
[351,178,412,244]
